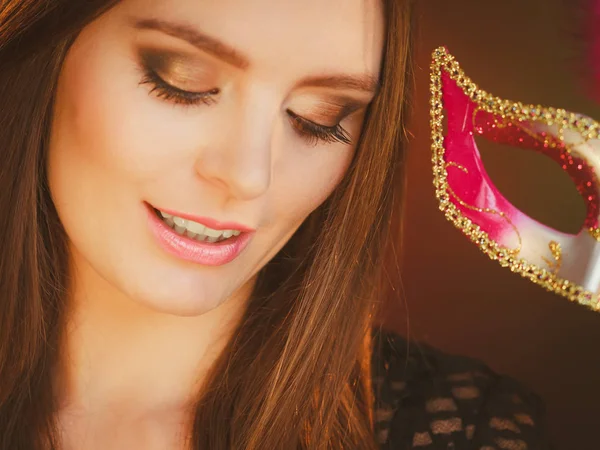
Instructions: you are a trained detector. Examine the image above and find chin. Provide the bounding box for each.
[132,277,233,317]
[138,294,218,317]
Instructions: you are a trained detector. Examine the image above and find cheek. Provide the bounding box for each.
[50,49,177,182]
[271,147,354,226]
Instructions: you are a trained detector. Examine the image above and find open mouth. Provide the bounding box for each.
[149,205,243,244]
[144,201,254,266]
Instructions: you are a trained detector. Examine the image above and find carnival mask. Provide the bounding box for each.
[430,46,600,312]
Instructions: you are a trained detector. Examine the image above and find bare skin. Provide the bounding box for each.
[48,0,383,447]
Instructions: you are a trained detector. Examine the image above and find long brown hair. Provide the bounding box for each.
[0,0,414,448]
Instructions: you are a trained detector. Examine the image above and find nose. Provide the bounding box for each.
[194,97,274,201]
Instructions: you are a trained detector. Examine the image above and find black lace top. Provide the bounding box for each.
[372,328,553,449]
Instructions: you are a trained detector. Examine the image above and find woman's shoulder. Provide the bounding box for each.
[371,327,553,449]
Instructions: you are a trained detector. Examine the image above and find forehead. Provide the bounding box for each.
[114,0,384,79]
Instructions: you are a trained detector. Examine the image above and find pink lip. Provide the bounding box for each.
[151,204,255,233]
[145,203,254,266]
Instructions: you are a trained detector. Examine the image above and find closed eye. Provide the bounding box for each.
[139,66,219,106]
[286,109,352,146]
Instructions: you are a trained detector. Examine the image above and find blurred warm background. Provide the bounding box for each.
[381,0,600,448]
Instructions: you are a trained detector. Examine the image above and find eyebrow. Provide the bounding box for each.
[133,18,250,69]
[295,74,380,95]
[131,17,380,95]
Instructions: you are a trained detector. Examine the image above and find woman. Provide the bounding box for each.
[0,0,549,448]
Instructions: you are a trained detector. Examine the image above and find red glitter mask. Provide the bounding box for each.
[430,47,600,312]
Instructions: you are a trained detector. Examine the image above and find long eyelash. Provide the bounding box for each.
[138,67,219,107]
[286,110,352,146]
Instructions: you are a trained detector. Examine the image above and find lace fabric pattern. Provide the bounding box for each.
[371,329,553,449]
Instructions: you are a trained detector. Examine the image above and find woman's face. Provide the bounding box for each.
[48,0,384,316]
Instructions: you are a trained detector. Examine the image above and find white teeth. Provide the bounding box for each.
[203,227,222,238]
[156,209,242,243]
[185,221,206,235]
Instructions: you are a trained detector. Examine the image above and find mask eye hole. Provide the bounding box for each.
[475,135,587,235]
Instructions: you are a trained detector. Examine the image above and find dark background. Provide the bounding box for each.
[381,0,600,448]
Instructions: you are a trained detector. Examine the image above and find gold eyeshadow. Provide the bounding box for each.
[290,95,365,128]
[139,49,217,92]
[306,103,346,126]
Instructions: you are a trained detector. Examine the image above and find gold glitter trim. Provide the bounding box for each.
[541,241,562,274]
[430,46,600,312]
